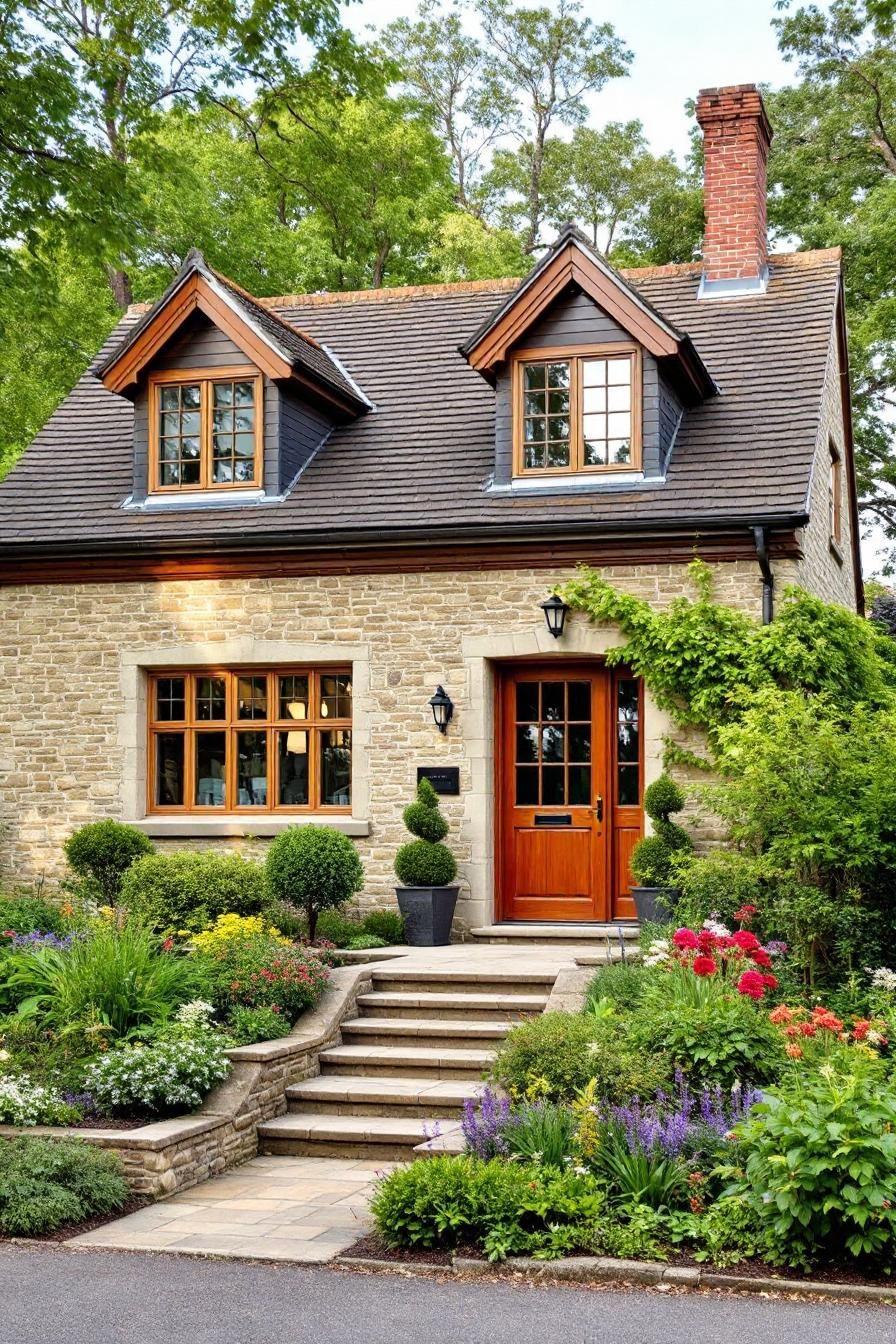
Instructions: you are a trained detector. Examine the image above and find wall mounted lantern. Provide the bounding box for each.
[540,593,570,639]
[429,685,454,734]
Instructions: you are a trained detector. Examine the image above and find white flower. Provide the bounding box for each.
[870,967,896,992]
[703,918,730,937]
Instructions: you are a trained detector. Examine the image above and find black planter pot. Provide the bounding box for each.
[631,886,680,924]
[395,886,459,946]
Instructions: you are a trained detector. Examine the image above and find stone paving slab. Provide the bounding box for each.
[67,1155,395,1263]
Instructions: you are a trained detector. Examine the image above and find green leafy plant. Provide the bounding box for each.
[361,909,406,944]
[394,778,458,887]
[491,1011,670,1104]
[631,984,784,1089]
[63,820,155,904]
[673,850,770,934]
[0,1137,130,1236]
[630,774,692,887]
[0,889,65,936]
[585,959,649,1015]
[194,933,329,1020]
[1,919,197,1045]
[730,1063,896,1268]
[226,1004,289,1046]
[120,851,268,933]
[85,1033,230,1116]
[266,826,364,942]
[593,1121,689,1211]
[502,1101,576,1168]
[0,1074,81,1126]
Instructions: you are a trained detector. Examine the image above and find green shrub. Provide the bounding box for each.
[64,821,154,903]
[120,852,267,933]
[194,936,329,1019]
[347,934,387,949]
[266,826,364,942]
[592,1121,689,1210]
[631,984,784,1088]
[502,1101,576,1168]
[585,959,650,1015]
[314,908,364,946]
[0,890,65,935]
[394,778,457,887]
[490,1012,670,1104]
[730,1064,896,1268]
[85,1033,230,1116]
[673,850,769,933]
[260,899,306,940]
[0,1136,130,1235]
[0,1075,81,1126]
[227,1004,290,1045]
[1,919,197,1044]
[370,1155,604,1259]
[361,909,405,944]
[630,774,692,887]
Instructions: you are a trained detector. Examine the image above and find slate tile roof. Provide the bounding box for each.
[0,249,841,554]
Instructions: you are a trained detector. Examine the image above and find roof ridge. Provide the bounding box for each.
[621,247,842,281]
[260,277,521,308]
[207,263,325,351]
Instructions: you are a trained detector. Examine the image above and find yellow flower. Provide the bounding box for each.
[191,912,291,954]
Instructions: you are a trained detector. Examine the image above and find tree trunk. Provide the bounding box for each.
[105,264,134,311]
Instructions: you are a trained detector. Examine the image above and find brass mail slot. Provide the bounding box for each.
[533,814,572,826]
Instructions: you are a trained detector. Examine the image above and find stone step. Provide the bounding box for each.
[319,1043,494,1080]
[342,1017,513,1051]
[286,1075,486,1118]
[469,923,640,946]
[356,990,548,1022]
[369,967,558,996]
[257,1112,461,1161]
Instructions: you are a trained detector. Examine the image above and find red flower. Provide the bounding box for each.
[737,970,767,1000]
[749,948,773,968]
[673,928,700,950]
[161,936,174,953]
[733,904,758,924]
[852,1019,870,1041]
[769,1004,793,1025]
[799,1021,817,1037]
[761,973,778,990]
[693,955,718,977]
[731,930,760,952]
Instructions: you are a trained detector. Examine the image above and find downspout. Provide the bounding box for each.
[752,526,774,624]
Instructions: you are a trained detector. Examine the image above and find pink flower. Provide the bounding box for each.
[673,928,700,950]
[737,970,767,1000]
[693,955,718,977]
[749,947,773,968]
[761,973,779,990]
[731,930,760,952]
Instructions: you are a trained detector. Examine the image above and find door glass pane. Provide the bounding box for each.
[195,732,226,806]
[617,678,640,803]
[279,675,309,721]
[516,682,538,721]
[237,676,267,720]
[516,725,538,764]
[155,677,185,722]
[195,677,226,721]
[277,730,308,806]
[568,724,591,762]
[569,765,591,806]
[321,729,351,805]
[320,674,352,720]
[541,724,564,763]
[542,767,565,805]
[155,733,184,805]
[567,682,590,721]
[618,766,640,806]
[542,683,564,721]
[237,732,267,806]
[516,767,538,806]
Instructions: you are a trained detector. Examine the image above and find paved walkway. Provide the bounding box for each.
[70,1156,393,1261]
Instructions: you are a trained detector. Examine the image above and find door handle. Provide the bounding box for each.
[594,795,603,822]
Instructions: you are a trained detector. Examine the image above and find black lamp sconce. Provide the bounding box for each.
[540,593,570,639]
[429,685,454,734]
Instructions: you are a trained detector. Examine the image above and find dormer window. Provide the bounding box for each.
[513,347,641,476]
[149,369,262,492]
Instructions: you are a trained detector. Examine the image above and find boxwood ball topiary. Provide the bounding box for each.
[395,839,458,888]
[403,800,449,842]
[64,819,155,903]
[266,825,364,942]
[643,775,685,823]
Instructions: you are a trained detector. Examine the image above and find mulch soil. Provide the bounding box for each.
[64,1116,149,1131]
[0,1196,150,1244]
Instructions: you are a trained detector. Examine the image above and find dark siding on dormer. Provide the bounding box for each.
[658,376,684,469]
[494,287,665,484]
[276,384,334,493]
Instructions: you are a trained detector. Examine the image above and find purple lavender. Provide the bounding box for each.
[7,930,76,951]
[461,1086,511,1158]
[606,1071,759,1159]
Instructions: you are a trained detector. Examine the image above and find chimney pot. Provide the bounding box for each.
[696,83,772,297]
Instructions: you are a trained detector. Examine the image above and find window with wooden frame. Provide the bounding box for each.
[829,440,843,549]
[512,345,641,477]
[148,367,262,492]
[148,669,352,813]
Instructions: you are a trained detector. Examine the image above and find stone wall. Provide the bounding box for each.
[0,965,372,1198]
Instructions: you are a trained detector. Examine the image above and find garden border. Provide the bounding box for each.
[0,964,373,1197]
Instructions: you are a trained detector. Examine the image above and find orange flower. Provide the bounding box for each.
[769,1005,793,1025]
[785,1043,804,1059]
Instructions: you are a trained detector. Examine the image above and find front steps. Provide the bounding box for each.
[470,923,640,948]
[257,966,554,1161]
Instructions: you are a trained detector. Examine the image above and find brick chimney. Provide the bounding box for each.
[695,84,773,296]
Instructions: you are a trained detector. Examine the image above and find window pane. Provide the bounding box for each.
[548,390,570,415]
[568,724,591,762]
[541,724,564,762]
[213,460,234,483]
[181,411,200,436]
[618,766,639,806]
[524,417,545,443]
[524,444,545,470]
[182,385,201,410]
[609,440,631,465]
[213,383,233,406]
[607,384,630,412]
[608,358,631,385]
[617,678,640,803]
[160,387,179,412]
[237,676,267,720]
[516,682,539,721]
[279,675,309,720]
[516,725,538,764]
[547,363,570,388]
[182,459,201,485]
[234,433,255,458]
[182,437,200,459]
[155,677,185,721]
[320,674,352,719]
[542,766,564,805]
[584,440,608,467]
[237,732,267,806]
[582,359,606,387]
[234,409,254,434]
[547,440,570,467]
[516,767,538,806]
[234,459,255,482]
[277,730,308,805]
[195,732,226,806]
[583,413,605,441]
[155,733,184,805]
[196,676,226,720]
[161,463,180,486]
[542,683,564,721]
[569,765,591,806]
[235,382,254,406]
[320,729,351,805]
[567,682,590,720]
[214,409,234,433]
[582,386,606,414]
[548,416,569,440]
[607,412,631,438]
[524,364,546,390]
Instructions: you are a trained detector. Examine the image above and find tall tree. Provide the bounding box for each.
[767,0,896,556]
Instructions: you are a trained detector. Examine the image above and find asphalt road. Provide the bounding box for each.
[1,1247,894,1344]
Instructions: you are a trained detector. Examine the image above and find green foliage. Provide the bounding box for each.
[226,1004,290,1045]
[593,1123,689,1211]
[731,1064,896,1268]
[266,826,364,942]
[63,821,154,904]
[0,1137,130,1236]
[631,982,785,1089]
[0,891,65,936]
[0,1075,81,1127]
[395,778,457,887]
[491,1011,670,1104]
[631,777,692,885]
[0,920,196,1046]
[585,959,649,1015]
[85,1033,230,1116]
[673,850,769,934]
[666,1195,766,1268]
[361,909,406,944]
[194,936,329,1019]
[643,775,685,821]
[502,1101,577,1168]
[370,1154,605,1260]
[121,851,268,933]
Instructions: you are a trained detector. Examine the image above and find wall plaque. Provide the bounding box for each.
[417,766,460,796]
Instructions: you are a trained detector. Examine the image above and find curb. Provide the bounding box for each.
[335,1252,896,1304]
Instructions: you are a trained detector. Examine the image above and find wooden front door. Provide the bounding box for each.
[497,664,610,921]
[496,662,643,922]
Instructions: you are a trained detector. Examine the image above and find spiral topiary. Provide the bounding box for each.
[630,773,692,887]
[395,778,458,887]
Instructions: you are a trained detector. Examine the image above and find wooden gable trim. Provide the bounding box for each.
[102,273,293,393]
[466,243,681,373]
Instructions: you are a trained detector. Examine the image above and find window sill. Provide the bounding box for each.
[486,470,658,497]
[130,815,370,839]
[829,538,845,567]
[121,489,283,513]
